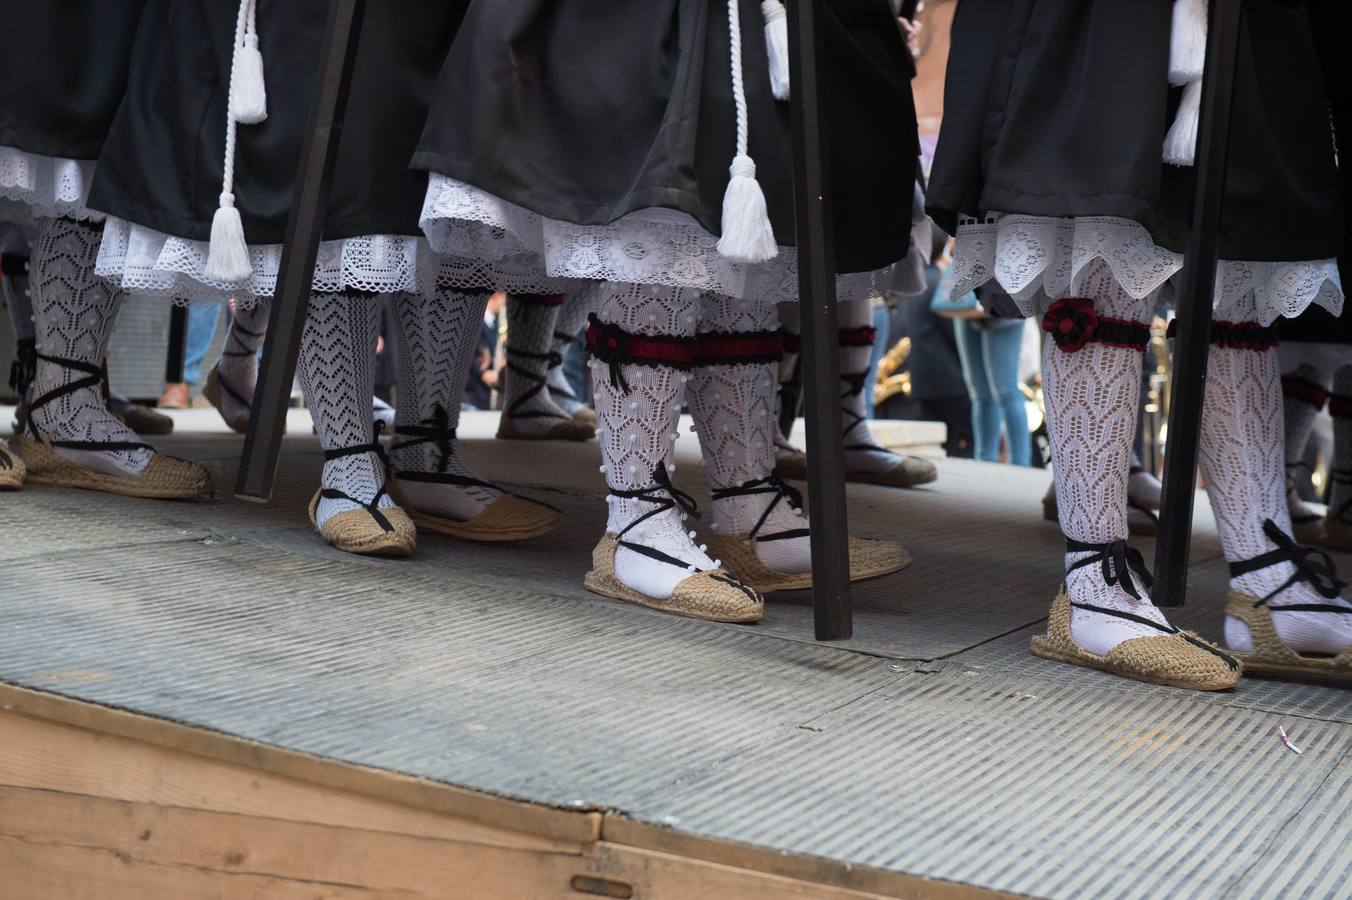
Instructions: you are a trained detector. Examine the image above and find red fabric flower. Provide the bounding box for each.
[1043,298,1099,352]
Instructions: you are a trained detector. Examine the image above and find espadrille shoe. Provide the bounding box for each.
[585,533,763,623]
[1223,519,1352,683]
[0,441,25,490]
[202,364,251,434]
[1323,516,1352,553]
[387,479,560,542]
[496,411,595,442]
[569,406,598,429]
[1032,590,1241,691]
[774,446,937,488]
[109,394,175,436]
[308,488,416,557]
[705,475,910,592]
[1225,591,1352,683]
[18,435,212,500]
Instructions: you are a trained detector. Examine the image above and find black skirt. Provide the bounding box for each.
[411,0,918,276]
[925,0,1345,263]
[88,0,467,244]
[0,1,147,160]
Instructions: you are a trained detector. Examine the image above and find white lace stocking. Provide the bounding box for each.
[773,301,802,459]
[300,293,395,528]
[1042,274,1172,656]
[547,289,595,415]
[1278,356,1329,526]
[592,283,717,600]
[216,300,269,422]
[391,289,501,520]
[838,297,900,473]
[28,217,151,477]
[1207,345,1352,656]
[503,294,572,435]
[689,293,810,573]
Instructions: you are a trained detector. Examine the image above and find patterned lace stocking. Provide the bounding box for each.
[688,292,810,573]
[592,283,717,600]
[547,288,595,415]
[1208,346,1352,656]
[300,292,396,528]
[838,298,898,473]
[1043,271,1172,656]
[215,300,269,422]
[1329,366,1352,528]
[391,288,502,520]
[503,294,572,435]
[28,216,151,477]
[1278,355,1330,527]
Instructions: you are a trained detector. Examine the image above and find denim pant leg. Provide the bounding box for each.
[182,302,223,387]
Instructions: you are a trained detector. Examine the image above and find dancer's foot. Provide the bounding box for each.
[158,381,191,409]
[1030,539,1240,690]
[310,433,415,557]
[0,439,25,490]
[705,475,909,592]
[389,403,560,542]
[1223,519,1352,683]
[584,466,762,622]
[109,390,174,436]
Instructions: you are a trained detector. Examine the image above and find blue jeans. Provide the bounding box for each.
[182,302,224,387]
[954,317,1030,466]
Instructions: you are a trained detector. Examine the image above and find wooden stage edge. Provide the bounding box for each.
[0,683,1008,899]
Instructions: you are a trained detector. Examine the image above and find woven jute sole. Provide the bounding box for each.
[497,414,595,442]
[775,452,937,488]
[387,480,560,542]
[584,534,763,623]
[1030,589,1240,691]
[308,490,416,557]
[203,367,251,435]
[17,435,213,500]
[0,445,24,490]
[569,407,598,428]
[1225,590,1352,684]
[708,534,911,593]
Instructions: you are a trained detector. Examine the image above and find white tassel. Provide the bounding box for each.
[718,155,779,264]
[762,0,790,101]
[1168,0,1208,86]
[719,0,778,264]
[204,193,253,283]
[232,34,268,124]
[1163,80,1202,167]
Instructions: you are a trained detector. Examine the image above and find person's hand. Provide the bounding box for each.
[482,368,499,388]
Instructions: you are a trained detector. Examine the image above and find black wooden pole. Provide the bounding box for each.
[1153,0,1245,607]
[236,0,366,500]
[164,305,188,384]
[788,0,853,640]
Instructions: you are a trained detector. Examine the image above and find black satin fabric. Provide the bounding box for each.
[0,2,147,160]
[88,0,467,244]
[926,0,1345,263]
[412,0,918,275]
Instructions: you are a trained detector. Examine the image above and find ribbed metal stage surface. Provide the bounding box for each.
[1,410,1348,899]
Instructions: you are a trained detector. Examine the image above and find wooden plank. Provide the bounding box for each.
[603,816,1014,900]
[0,786,903,899]
[0,707,585,854]
[0,683,600,844]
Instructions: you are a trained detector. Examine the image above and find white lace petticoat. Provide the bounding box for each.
[0,147,101,224]
[94,216,584,306]
[952,214,1344,325]
[418,173,891,305]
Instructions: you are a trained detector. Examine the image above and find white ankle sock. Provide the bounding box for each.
[593,284,716,599]
[28,216,151,477]
[1202,344,1352,657]
[300,292,396,528]
[390,289,501,521]
[689,292,810,574]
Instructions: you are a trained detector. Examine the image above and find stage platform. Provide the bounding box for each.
[1,409,1348,899]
